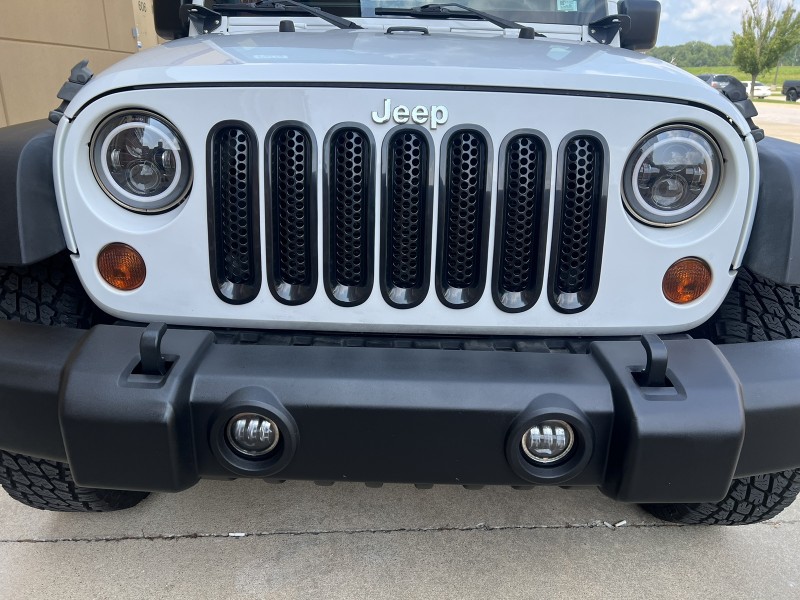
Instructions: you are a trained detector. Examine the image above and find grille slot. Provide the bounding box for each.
[209,123,260,303]
[325,127,373,305]
[551,135,605,312]
[267,125,316,304]
[381,130,432,308]
[494,134,546,312]
[437,129,491,308]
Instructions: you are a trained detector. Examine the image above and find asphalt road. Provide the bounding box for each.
[754,99,800,143]
[1,102,800,600]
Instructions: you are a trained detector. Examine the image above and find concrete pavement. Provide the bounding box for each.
[0,480,798,599]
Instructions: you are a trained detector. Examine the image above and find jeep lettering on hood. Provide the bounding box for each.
[371,99,449,129]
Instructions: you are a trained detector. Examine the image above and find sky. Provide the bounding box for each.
[657,0,749,46]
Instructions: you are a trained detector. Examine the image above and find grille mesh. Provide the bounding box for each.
[331,128,370,288]
[557,136,602,295]
[387,131,428,290]
[443,131,487,289]
[499,135,544,295]
[207,120,605,313]
[211,126,257,289]
[272,127,312,286]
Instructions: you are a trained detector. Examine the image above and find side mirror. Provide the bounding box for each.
[153,0,191,40]
[618,0,661,51]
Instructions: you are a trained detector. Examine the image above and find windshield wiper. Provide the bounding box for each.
[211,0,363,29]
[374,4,540,37]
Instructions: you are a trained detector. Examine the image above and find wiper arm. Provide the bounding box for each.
[375,3,539,36]
[212,0,363,29]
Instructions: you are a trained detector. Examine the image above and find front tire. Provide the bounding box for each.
[0,450,148,512]
[643,470,800,526]
[643,268,800,525]
[0,254,149,512]
[0,253,93,327]
[787,88,798,102]
[706,267,800,344]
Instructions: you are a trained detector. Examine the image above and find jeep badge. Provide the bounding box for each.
[371,98,449,129]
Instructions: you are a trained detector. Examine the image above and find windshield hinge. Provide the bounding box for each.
[48,60,94,125]
[721,84,766,142]
[587,15,630,45]
[180,4,223,34]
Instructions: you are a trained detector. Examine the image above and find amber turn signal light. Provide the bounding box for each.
[97,243,146,291]
[662,258,712,304]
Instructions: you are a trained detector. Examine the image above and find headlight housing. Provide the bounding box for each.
[622,126,722,226]
[90,110,192,213]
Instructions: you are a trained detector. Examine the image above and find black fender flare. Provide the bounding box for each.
[0,120,66,267]
[744,137,800,285]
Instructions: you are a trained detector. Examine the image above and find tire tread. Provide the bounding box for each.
[0,450,148,512]
[0,254,92,328]
[644,469,800,525]
[708,268,800,344]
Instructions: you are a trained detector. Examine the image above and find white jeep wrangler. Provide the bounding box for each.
[1,0,799,526]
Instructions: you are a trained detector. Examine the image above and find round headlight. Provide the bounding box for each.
[90,110,192,213]
[622,126,722,226]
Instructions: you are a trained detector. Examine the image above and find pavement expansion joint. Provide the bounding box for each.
[0,518,797,544]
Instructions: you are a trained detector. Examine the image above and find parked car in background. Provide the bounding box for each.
[697,73,741,90]
[784,80,800,102]
[744,80,772,98]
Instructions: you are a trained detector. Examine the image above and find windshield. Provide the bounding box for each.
[216,0,607,25]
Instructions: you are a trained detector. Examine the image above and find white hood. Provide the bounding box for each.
[66,30,750,133]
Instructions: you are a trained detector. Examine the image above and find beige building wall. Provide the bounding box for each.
[0,0,157,126]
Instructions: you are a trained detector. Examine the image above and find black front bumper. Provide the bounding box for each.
[1,320,800,503]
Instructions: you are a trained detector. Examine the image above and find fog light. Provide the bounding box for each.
[522,420,575,464]
[662,257,712,304]
[97,243,146,291]
[226,413,280,457]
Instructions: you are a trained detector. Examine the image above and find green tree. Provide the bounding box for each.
[733,0,800,96]
[649,43,734,68]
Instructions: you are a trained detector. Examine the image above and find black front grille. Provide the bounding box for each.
[437,130,490,307]
[382,130,431,307]
[209,124,260,303]
[204,119,607,315]
[494,134,546,311]
[325,127,373,305]
[551,136,604,312]
[268,125,316,304]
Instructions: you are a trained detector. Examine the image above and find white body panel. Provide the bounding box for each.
[62,33,752,135]
[54,31,759,335]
